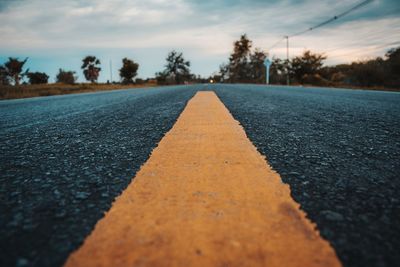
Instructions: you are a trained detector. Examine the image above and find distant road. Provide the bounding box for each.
[1,85,399,267]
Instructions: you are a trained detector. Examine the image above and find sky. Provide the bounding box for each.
[0,0,399,82]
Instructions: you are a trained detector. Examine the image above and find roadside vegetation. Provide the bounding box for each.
[56,69,77,85]
[81,56,101,83]
[213,34,400,91]
[0,35,399,100]
[155,50,209,85]
[0,56,155,99]
[120,58,139,84]
[0,82,157,100]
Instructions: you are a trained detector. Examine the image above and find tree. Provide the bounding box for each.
[386,47,400,75]
[315,47,400,88]
[228,34,252,83]
[135,78,145,85]
[119,58,139,84]
[81,56,101,83]
[384,47,400,88]
[2,57,29,85]
[290,50,327,83]
[157,50,191,84]
[27,72,49,84]
[270,58,287,84]
[56,69,77,84]
[0,66,9,85]
[220,34,268,84]
[218,63,229,83]
[319,64,352,83]
[155,71,176,85]
[250,49,267,84]
[350,59,385,87]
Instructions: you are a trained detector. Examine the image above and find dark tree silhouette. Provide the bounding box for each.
[119,58,139,84]
[220,34,270,84]
[157,50,191,84]
[219,63,229,82]
[350,59,385,87]
[27,72,49,84]
[2,57,29,85]
[250,49,267,84]
[228,34,252,83]
[386,47,400,74]
[219,40,398,88]
[81,56,101,83]
[317,46,400,88]
[385,47,400,87]
[0,66,9,85]
[56,69,77,84]
[269,58,287,84]
[290,50,327,83]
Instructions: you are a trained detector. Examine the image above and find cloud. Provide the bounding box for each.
[0,0,399,80]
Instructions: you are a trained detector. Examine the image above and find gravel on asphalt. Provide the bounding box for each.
[0,86,198,267]
[1,84,399,267]
[213,84,400,267]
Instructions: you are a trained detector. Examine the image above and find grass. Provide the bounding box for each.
[270,82,400,92]
[0,82,159,100]
[302,83,400,92]
[1,82,398,100]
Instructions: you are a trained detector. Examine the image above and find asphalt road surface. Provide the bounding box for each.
[213,84,400,267]
[1,84,399,267]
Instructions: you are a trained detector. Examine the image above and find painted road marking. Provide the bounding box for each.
[65,91,341,267]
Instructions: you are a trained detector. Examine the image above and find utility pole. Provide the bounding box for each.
[109,60,113,83]
[285,36,290,86]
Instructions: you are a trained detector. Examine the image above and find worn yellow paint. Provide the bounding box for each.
[65,91,341,267]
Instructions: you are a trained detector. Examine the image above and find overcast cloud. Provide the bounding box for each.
[0,0,399,82]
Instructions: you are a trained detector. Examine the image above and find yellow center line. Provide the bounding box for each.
[65,91,341,267]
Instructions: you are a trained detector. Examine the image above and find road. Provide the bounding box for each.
[215,84,400,267]
[1,84,399,267]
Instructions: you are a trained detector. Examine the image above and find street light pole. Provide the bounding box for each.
[285,36,290,86]
[110,60,113,83]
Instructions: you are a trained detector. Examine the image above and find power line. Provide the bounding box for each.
[289,0,374,38]
[266,38,285,51]
[265,0,375,85]
[266,0,375,52]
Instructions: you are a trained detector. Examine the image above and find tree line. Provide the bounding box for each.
[0,50,207,86]
[1,34,399,89]
[0,56,139,85]
[213,34,400,89]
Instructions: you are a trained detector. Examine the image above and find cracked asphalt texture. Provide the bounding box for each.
[212,84,400,267]
[1,84,399,267]
[0,86,197,267]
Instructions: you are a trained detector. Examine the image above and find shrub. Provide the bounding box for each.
[27,72,49,84]
[56,69,77,84]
